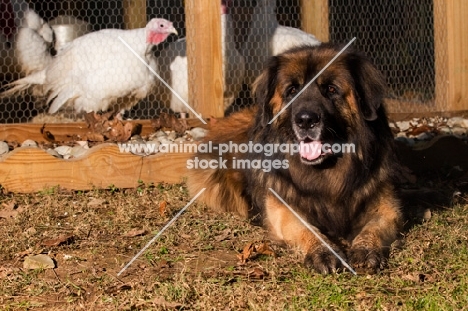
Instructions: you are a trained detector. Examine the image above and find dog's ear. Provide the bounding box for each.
[252,57,280,127]
[347,52,387,121]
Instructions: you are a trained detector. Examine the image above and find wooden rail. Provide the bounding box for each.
[0,143,191,193]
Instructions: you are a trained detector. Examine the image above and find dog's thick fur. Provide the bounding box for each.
[188,44,402,274]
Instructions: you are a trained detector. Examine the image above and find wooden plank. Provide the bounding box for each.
[185,0,224,118]
[123,0,147,29]
[434,0,468,112]
[300,0,329,42]
[0,144,191,193]
[0,119,208,143]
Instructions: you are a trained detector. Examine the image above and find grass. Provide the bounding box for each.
[0,182,467,310]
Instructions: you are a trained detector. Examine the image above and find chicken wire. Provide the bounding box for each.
[0,0,444,123]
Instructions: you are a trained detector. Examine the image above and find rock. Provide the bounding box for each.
[438,126,452,135]
[21,139,37,147]
[189,127,208,141]
[75,141,89,148]
[423,209,432,221]
[167,131,177,141]
[415,132,433,141]
[447,117,464,128]
[54,145,72,156]
[0,141,9,155]
[396,121,411,132]
[155,130,167,138]
[70,145,88,158]
[145,141,160,155]
[462,119,468,128]
[46,148,61,158]
[452,127,466,137]
[23,254,55,270]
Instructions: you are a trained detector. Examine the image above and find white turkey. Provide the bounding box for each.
[14,9,54,76]
[157,0,245,114]
[241,0,321,86]
[1,16,177,115]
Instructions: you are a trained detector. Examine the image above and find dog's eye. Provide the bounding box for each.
[327,85,337,95]
[286,85,298,97]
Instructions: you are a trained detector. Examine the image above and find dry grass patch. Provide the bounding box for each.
[0,183,467,310]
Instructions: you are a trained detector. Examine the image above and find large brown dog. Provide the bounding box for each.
[187,44,402,274]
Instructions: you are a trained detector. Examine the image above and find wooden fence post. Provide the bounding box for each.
[185,0,224,118]
[300,0,329,42]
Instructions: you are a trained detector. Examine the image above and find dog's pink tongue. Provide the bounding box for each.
[299,141,323,161]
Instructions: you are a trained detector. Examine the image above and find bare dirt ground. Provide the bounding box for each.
[1,177,468,310]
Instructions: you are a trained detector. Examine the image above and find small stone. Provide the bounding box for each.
[396,121,411,132]
[23,254,55,270]
[75,141,89,148]
[452,127,466,137]
[423,209,432,221]
[415,132,433,141]
[155,130,167,138]
[396,132,407,138]
[21,139,37,147]
[438,126,452,135]
[54,145,72,156]
[447,117,464,128]
[461,119,468,128]
[145,141,160,155]
[157,138,172,144]
[24,227,37,236]
[0,141,9,155]
[70,145,88,158]
[189,127,208,141]
[46,148,61,157]
[167,131,177,141]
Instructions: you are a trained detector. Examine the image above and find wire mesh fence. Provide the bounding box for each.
[0,0,445,123]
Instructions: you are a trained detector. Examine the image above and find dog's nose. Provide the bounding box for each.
[295,112,321,129]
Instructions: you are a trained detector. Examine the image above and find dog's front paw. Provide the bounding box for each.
[304,245,345,274]
[348,247,386,274]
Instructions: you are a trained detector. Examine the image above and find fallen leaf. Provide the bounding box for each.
[153,296,183,309]
[248,267,267,279]
[407,124,432,136]
[23,254,55,270]
[237,242,255,264]
[159,201,167,216]
[16,247,34,257]
[87,198,105,207]
[85,132,105,142]
[42,234,74,247]
[0,267,20,279]
[123,229,147,238]
[0,200,19,219]
[151,113,187,134]
[158,259,170,269]
[215,229,232,242]
[255,241,276,257]
[237,241,275,264]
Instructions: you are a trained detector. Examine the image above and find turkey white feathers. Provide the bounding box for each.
[15,9,54,76]
[2,17,177,115]
[241,0,321,86]
[157,0,245,114]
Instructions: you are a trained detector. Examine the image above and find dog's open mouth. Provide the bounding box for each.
[299,139,330,164]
